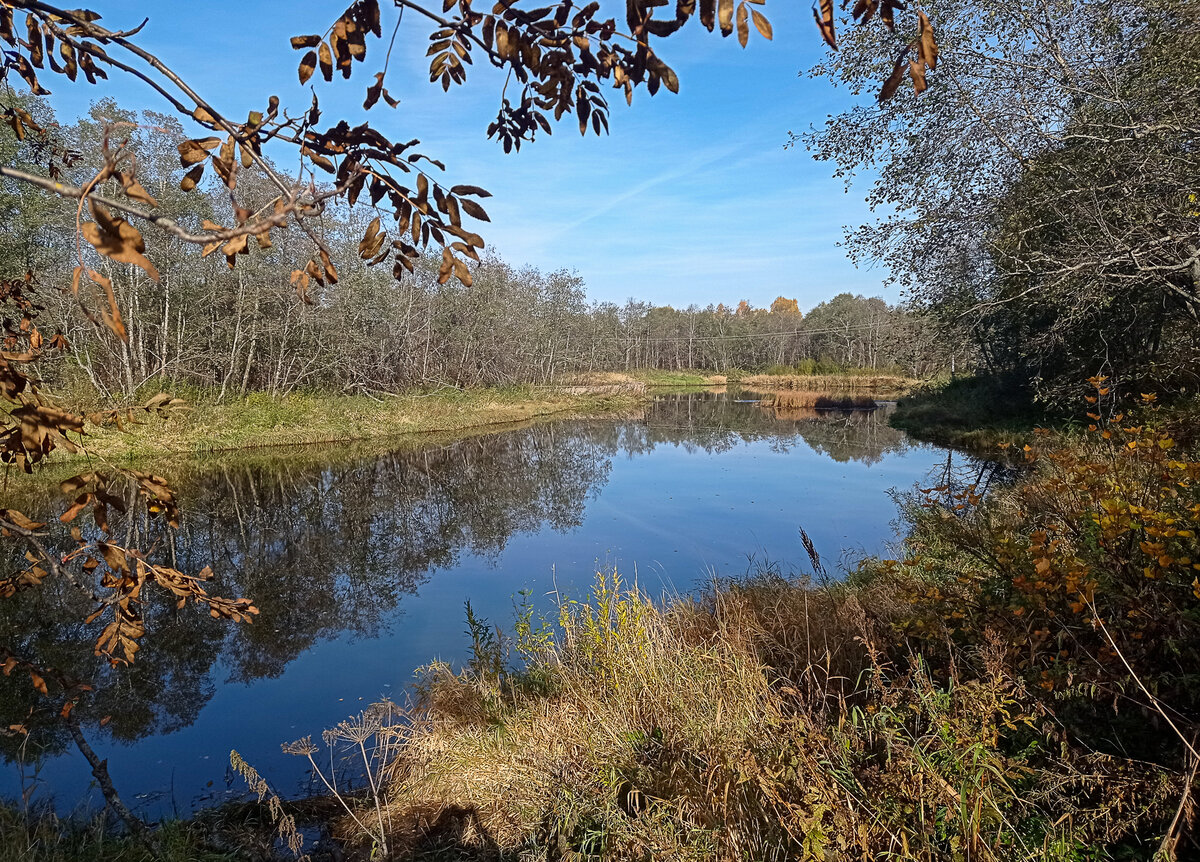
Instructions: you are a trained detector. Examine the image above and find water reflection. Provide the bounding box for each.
[0,391,958,810]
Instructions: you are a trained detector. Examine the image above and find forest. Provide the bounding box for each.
[2,98,950,400]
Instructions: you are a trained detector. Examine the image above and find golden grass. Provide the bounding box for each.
[562,371,728,387]
[757,391,879,410]
[359,567,1180,860]
[40,386,646,463]
[740,372,917,392]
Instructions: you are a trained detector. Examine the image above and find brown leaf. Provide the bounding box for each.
[814,0,837,50]
[1,509,44,531]
[84,267,128,341]
[364,72,383,109]
[59,474,94,495]
[26,15,44,67]
[718,0,734,34]
[98,541,127,574]
[750,9,773,39]
[358,216,382,258]
[301,146,334,173]
[178,137,220,167]
[290,34,322,49]
[319,248,338,284]
[318,41,333,82]
[879,46,910,100]
[81,203,159,283]
[910,57,927,94]
[117,172,157,207]
[918,10,938,70]
[222,232,248,259]
[13,55,50,95]
[852,0,878,23]
[450,184,492,198]
[180,163,204,191]
[298,50,317,85]
[60,494,91,524]
[736,2,749,46]
[28,672,47,695]
[459,198,490,222]
[880,0,904,31]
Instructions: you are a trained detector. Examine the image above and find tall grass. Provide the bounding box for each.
[355,564,1180,860]
[0,805,230,862]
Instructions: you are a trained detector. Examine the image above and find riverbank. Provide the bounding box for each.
[40,370,918,464]
[46,385,646,464]
[8,382,1197,860]
[889,376,1046,450]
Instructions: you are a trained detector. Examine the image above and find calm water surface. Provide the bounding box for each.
[1,391,980,815]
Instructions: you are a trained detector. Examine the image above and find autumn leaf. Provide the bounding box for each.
[751,9,773,39]
[879,46,911,101]
[180,163,204,191]
[298,50,318,85]
[814,0,837,50]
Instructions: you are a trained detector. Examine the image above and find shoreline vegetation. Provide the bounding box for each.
[28,369,916,466]
[891,376,1049,451]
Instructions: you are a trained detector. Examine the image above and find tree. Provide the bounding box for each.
[769,295,799,314]
[805,0,1200,402]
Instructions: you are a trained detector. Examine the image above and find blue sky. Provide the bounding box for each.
[40,1,890,311]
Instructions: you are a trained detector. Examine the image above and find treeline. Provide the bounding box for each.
[3,97,953,402]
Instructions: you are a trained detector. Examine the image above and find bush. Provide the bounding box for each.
[889,381,1200,764]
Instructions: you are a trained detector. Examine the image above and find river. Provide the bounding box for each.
[0,390,984,817]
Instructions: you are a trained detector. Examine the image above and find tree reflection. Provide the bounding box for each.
[0,422,611,761]
[1,393,921,770]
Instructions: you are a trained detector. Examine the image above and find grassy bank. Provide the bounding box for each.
[45,385,646,463]
[564,369,923,391]
[43,371,930,464]
[755,390,879,410]
[740,372,919,392]
[300,388,1198,860]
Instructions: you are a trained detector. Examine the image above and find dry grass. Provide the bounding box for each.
[740,372,917,392]
[757,391,879,410]
[562,371,728,388]
[358,569,1178,861]
[43,385,645,463]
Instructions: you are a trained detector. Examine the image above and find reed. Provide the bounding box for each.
[758,391,879,410]
[740,372,917,392]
